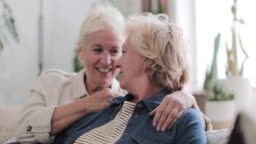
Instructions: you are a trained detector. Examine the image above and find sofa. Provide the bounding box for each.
[0,106,232,144]
[0,105,21,144]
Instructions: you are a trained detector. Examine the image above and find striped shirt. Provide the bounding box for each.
[74,101,136,144]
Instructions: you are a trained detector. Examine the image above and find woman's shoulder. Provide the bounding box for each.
[34,69,77,88]
[179,108,201,124]
[39,69,75,81]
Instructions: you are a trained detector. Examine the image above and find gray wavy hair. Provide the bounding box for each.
[77,6,125,50]
[126,13,189,90]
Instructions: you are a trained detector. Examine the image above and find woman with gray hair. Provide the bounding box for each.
[10,6,207,144]
[52,13,206,144]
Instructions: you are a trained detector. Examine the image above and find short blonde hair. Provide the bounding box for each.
[126,13,189,90]
[78,6,125,50]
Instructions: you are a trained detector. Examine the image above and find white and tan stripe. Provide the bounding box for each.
[74,101,136,144]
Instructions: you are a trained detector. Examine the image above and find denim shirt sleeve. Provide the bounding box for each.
[175,108,207,144]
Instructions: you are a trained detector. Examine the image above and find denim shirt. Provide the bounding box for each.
[53,89,206,144]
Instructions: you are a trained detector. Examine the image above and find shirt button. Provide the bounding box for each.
[26,125,32,132]
[137,103,143,108]
[134,115,139,118]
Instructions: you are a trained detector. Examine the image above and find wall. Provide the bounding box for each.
[169,0,199,92]
[0,0,39,106]
[0,0,101,106]
[0,0,141,106]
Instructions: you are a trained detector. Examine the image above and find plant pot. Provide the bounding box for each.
[206,100,236,129]
[220,76,252,112]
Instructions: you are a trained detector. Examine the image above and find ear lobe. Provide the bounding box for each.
[144,59,153,71]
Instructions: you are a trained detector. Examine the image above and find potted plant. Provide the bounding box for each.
[204,0,253,129]
[0,0,19,51]
[204,33,236,129]
[222,0,252,112]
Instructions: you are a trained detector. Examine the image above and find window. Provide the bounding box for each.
[196,0,256,87]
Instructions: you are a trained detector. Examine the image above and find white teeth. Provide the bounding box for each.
[98,68,111,73]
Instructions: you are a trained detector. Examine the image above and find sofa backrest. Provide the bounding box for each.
[0,106,21,143]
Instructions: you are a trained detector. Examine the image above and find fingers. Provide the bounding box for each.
[151,100,168,130]
[149,108,156,116]
[152,100,186,132]
[151,91,191,132]
[151,105,164,129]
[102,101,112,108]
[85,88,115,112]
[168,109,183,129]
[156,103,174,131]
[161,107,178,131]
[94,88,115,100]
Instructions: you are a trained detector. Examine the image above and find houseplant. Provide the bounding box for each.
[204,33,235,129]
[205,0,252,129]
[222,0,251,111]
[0,0,19,51]
[225,0,248,77]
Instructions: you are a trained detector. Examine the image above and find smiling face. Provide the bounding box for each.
[118,37,145,91]
[79,29,123,90]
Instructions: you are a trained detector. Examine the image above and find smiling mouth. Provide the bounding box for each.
[96,67,112,73]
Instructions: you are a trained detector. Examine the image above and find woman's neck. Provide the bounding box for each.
[84,76,110,95]
[130,82,163,103]
[87,85,104,95]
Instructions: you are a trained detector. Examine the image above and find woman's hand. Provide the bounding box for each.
[51,88,121,134]
[149,90,197,131]
[84,88,121,113]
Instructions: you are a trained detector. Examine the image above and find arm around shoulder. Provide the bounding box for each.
[15,72,64,143]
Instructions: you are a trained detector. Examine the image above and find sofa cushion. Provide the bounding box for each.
[228,110,256,144]
[206,129,232,144]
[0,105,232,144]
[0,106,21,144]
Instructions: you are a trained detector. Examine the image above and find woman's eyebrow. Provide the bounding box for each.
[92,44,102,48]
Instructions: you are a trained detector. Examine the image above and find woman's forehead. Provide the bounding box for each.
[86,30,123,46]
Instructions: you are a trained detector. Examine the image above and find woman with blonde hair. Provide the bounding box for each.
[52,13,206,144]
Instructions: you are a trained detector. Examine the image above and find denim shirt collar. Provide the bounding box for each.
[108,89,171,111]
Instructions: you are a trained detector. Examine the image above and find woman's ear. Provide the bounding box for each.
[144,59,153,72]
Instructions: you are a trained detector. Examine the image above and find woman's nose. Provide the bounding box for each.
[100,52,111,65]
[114,60,121,69]
[114,55,122,69]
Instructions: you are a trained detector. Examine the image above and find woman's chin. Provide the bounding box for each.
[98,79,113,88]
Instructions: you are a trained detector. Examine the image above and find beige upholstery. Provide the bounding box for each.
[206,129,231,144]
[0,106,21,144]
[0,105,232,144]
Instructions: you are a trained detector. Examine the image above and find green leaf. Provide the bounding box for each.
[73,49,84,72]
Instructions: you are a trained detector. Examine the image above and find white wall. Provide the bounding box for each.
[0,0,141,106]
[0,0,39,106]
[169,0,199,92]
